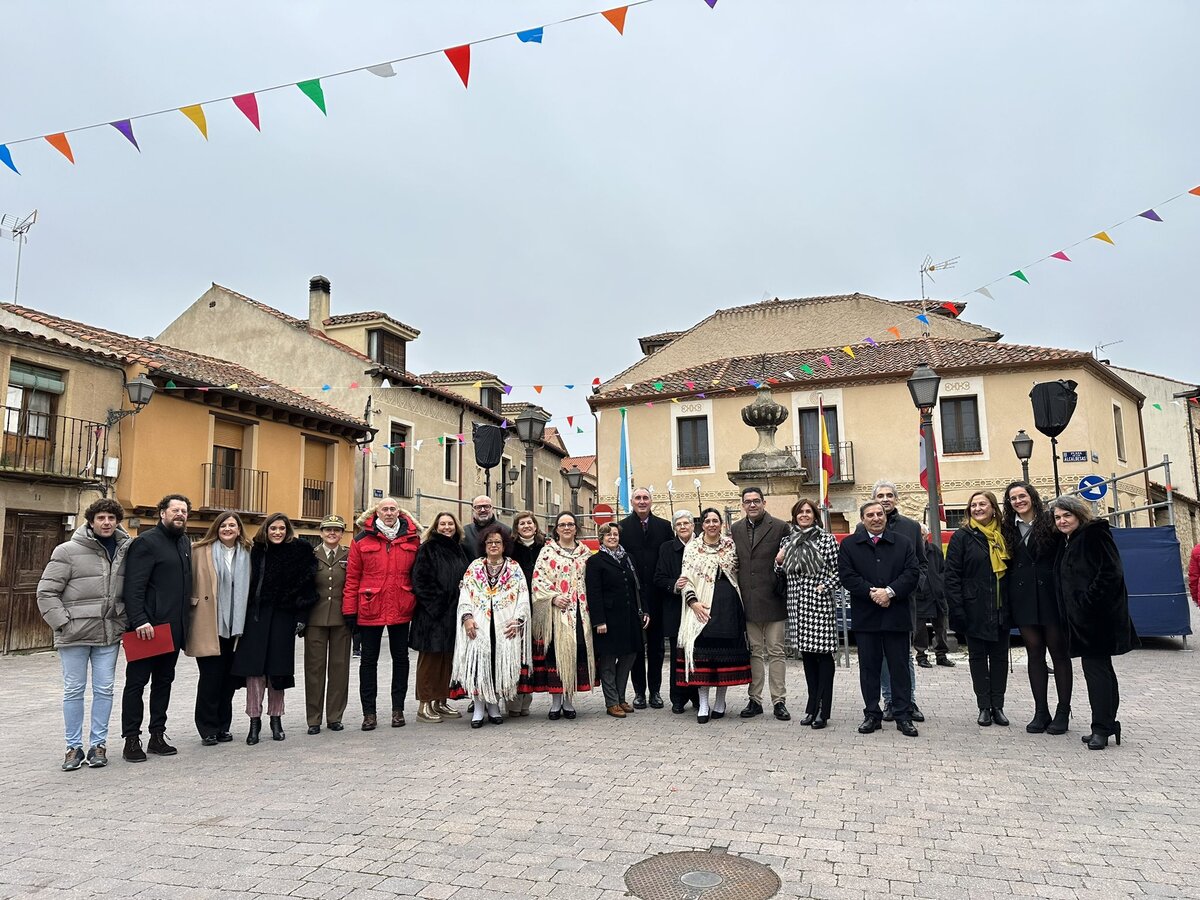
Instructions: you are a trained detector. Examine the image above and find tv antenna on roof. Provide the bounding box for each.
[0,209,37,301]
[918,254,958,300]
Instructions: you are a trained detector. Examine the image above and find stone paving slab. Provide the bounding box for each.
[1,609,1198,899]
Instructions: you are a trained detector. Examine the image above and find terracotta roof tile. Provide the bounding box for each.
[562,455,596,474]
[419,370,502,384]
[326,310,420,335]
[1,303,369,430]
[592,337,1097,403]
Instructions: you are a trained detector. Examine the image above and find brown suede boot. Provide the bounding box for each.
[361,714,377,731]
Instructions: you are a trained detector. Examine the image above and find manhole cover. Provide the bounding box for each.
[625,850,781,900]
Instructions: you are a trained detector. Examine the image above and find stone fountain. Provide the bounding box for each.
[726,384,808,497]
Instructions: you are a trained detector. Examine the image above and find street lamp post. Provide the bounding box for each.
[906,363,943,551]
[105,373,157,427]
[1012,429,1034,484]
[565,464,583,516]
[515,404,550,515]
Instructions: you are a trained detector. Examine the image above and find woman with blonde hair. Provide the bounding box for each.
[186,511,252,746]
[409,512,469,723]
[945,490,1011,727]
[530,511,596,719]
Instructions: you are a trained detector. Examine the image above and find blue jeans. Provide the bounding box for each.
[60,644,120,748]
[881,650,918,705]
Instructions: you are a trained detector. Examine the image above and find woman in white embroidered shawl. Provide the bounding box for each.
[530,512,597,720]
[677,508,752,724]
[452,524,531,728]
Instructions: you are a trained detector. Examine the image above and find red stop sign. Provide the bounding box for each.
[592,503,614,526]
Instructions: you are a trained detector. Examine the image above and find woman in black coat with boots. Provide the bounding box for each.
[587,523,649,719]
[1002,481,1070,734]
[1050,496,1138,750]
[232,513,317,744]
[410,512,469,724]
[945,490,1011,728]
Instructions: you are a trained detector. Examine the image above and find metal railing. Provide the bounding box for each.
[1059,454,1175,527]
[0,409,104,481]
[388,466,415,499]
[787,441,856,485]
[677,451,710,468]
[202,463,268,514]
[302,479,332,520]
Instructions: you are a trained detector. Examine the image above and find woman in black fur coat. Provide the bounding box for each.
[409,512,469,723]
[232,513,317,744]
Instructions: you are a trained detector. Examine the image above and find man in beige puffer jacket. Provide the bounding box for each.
[37,498,131,771]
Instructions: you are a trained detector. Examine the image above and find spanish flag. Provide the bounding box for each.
[818,395,834,508]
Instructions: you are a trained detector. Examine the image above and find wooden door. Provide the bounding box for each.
[0,512,63,652]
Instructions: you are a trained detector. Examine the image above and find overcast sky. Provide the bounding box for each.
[3,1,1197,454]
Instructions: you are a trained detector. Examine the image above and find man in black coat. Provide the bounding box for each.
[839,500,921,737]
[619,487,674,708]
[121,494,193,762]
[653,510,700,714]
[463,496,511,560]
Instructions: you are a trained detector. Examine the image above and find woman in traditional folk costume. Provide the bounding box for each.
[452,524,531,728]
[530,512,596,720]
[677,508,752,724]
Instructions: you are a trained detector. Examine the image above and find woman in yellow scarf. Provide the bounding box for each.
[944,490,1012,727]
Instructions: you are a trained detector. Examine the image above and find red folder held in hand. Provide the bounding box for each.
[122,623,174,662]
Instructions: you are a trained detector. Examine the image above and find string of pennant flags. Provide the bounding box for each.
[951,182,1200,303]
[0,0,719,175]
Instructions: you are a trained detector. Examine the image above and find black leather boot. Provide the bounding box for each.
[270,716,285,741]
[1046,705,1070,735]
[1026,707,1052,733]
[246,717,261,745]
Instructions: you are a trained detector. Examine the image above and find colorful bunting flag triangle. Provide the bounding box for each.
[517,27,544,43]
[367,63,396,78]
[602,6,629,34]
[1091,231,1114,245]
[1139,209,1163,222]
[1010,270,1029,284]
[886,327,901,340]
[297,79,327,115]
[974,287,994,300]
[179,105,208,139]
[445,45,471,88]
[0,144,17,175]
[110,120,139,150]
[232,94,261,130]
[1050,251,1071,262]
[44,133,74,164]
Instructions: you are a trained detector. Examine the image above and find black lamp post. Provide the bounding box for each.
[515,404,550,514]
[906,364,943,551]
[105,373,157,427]
[565,464,583,515]
[506,466,521,510]
[1012,429,1034,484]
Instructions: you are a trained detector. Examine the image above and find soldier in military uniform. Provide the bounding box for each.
[304,515,352,734]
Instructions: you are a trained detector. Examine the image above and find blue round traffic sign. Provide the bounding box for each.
[1077,475,1108,502]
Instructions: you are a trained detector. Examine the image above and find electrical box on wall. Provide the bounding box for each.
[102,457,120,478]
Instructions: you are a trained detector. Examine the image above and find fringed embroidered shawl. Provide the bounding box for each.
[531,540,595,697]
[678,535,741,680]
[451,558,531,704]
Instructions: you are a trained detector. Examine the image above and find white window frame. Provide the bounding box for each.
[670,398,715,476]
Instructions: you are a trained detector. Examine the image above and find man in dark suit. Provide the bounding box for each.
[730,486,790,720]
[838,500,921,737]
[619,488,674,708]
[121,493,193,762]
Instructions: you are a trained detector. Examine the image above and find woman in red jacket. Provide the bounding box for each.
[342,498,420,730]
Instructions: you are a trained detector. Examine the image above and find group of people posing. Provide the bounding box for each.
[36,476,1138,771]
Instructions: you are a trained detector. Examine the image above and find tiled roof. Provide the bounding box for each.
[209,284,499,422]
[592,337,1119,404]
[419,370,502,384]
[543,427,568,457]
[638,330,684,343]
[562,455,596,474]
[326,311,420,336]
[500,402,551,418]
[0,324,127,366]
[1,303,370,430]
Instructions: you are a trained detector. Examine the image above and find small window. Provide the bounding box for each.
[1113,404,1126,462]
[480,386,501,412]
[389,424,411,498]
[944,507,967,530]
[940,397,982,454]
[368,329,406,371]
[5,361,64,438]
[676,415,710,468]
[444,436,457,482]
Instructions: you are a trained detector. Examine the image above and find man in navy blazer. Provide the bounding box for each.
[619,488,674,708]
[838,500,921,737]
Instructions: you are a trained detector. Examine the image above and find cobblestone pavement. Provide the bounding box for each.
[2,611,1198,900]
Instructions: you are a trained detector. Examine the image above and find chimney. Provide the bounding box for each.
[308,276,331,332]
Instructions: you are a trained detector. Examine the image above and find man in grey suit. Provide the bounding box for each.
[730,486,790,720]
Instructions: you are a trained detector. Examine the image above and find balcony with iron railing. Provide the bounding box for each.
[201,463,269,515]
[1,408,106,482]
[388,466,415,500]
[788,441,856,485]
[302,479,333,520]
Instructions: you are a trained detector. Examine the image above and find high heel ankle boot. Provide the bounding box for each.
[1026,707,1052,734]
[246,717,261,745]
[1046,704,1070,735]
[269,716,285,741]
